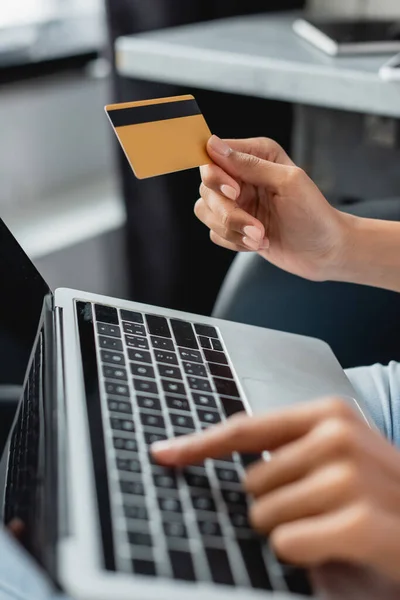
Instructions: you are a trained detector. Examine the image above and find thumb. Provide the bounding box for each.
[207,135,288,191]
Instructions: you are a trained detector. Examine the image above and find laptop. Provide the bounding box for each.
[0,217,373,599]
[293,18,400,56]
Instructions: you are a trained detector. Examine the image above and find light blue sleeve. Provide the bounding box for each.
[0,528,67,600]
[346,361,400,445]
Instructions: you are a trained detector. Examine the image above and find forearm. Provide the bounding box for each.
[332,213,400,293]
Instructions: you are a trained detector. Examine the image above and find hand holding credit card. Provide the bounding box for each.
[105,95,212,179]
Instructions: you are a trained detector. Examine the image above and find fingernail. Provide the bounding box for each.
[209,135,232,157]
[260,237,270,250]
[221,184,238,201]
[243,226,262,243]
[243,236,260,251]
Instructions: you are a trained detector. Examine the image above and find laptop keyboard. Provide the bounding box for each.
[4,333,42,530]
[78,302,312,596]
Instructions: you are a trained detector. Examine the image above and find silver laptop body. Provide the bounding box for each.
[0,220,373,600]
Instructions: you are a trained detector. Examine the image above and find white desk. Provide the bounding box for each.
[116,12,400,118]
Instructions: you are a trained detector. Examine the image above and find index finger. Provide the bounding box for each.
[151,398,356,467]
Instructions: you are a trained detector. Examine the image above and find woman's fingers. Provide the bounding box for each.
[225,137,295,166]
[151,398,357,467]
[271,504,374,566]
[200,163,241,201]
[245,415,362,498]
[195,193,266,250]
[209,230,250,253]
[250,462,359,534]
[206,135,295,191]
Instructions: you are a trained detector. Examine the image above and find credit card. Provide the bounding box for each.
[105,95,212,179]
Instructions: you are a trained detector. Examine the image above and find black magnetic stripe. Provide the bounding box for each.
[76,301,116,571]
[107,98,201,128]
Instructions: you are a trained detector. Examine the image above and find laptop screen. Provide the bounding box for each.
[0,219,50,386]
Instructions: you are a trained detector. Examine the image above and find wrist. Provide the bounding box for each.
[327,211,400,292]
[320,211,361,282]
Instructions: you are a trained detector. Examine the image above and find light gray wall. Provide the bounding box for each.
[308,0,400,18]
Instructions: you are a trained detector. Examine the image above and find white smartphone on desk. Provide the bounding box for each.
[380,52,400,80]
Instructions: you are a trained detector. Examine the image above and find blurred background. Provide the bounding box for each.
[1,0,400,322]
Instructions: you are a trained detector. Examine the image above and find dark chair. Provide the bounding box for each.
[213,198,400,369]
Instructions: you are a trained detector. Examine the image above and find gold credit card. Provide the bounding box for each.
[105,95,212,179]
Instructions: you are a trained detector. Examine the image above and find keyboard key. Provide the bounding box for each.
[103,366,127,381]
[158,496,182,514]
[111,418,135,432]
[194,324,219,339]
[188,377,212,393]
[128,531,153,547]
[153,472,178,490]
[99,336,123,351]
[124,503,148,520]
[144,432,167,446]
[165,395,190,412]
[133,379,158,394]
[154,350,178,365]
[157,365,182,380]
[108,399,132,415]
[161,380,186,396]
[95,304,118,325]
[97,322,121,338]
[215,467,240,484]
[140,413,165,430]
[238,541,272,590]
[221,489,247,508]
[117,457,142,473]
[120,309,143,324]
[212,339,224,352]
[198,336,212,349]
[197,409,221,425]
[204,349,228,365]
[106,382,129,397]
[126,335,149,350]
[220,397,245,418]
[197,519,222,537]
[169,550,196,581]
[214,378,240,398]
[205,547,235,586]
[170,319,198,349]
[132,559,156,576]
[163,520,187,538]
[114,437,138,452]
[228,510,251,530]
[130,363,155,379]
[137,395,161,411]
[183,362,207,377]
[183,470,210,489]
[151,336,174,351]
[170,414,194,430]
[120,479,145,496]
[101,350,125,366]
[146,315,172,338]
[281,565,313,596]
[179,349,202,363]
[190,492,216,512]
[128,349,152,364]
[173,429,194,437]
[240,454,261,468]
[208,363,233,379]
[123,322,146,336]
[192,393,218,409]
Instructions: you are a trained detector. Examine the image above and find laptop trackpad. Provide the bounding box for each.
[242,377,293,415]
